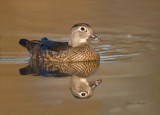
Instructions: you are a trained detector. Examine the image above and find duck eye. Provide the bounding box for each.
[81,92,86,97]
[80,27,87,32]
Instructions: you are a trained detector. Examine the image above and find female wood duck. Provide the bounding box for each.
[19,60,102,99]
[19,23,101,62]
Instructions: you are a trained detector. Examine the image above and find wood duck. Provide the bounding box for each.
[19,23,101,62]
[19,60,102,99]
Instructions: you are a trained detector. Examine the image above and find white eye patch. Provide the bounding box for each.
[78,92,88,97]
[78,26,87,32]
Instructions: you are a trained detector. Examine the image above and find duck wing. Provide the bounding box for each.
[40,37,69,52]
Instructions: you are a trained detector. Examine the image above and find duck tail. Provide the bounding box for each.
[19,39,30,48]
[19,38,41,50]
[19,38,41,59]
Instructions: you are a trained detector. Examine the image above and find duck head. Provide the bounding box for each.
[69,23,101,47]
[70,75,102,99]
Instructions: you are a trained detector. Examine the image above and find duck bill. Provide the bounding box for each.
[89,79,102,90]
[89,34,101,42]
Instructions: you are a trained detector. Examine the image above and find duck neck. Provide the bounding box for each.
[69,33,87,47]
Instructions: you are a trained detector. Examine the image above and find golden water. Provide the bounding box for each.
[0,0,160,115]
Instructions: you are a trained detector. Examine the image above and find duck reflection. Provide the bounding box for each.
[19,60,102,99]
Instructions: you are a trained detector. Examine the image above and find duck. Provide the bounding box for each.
[19,23,101,62]
[19,60,102,99]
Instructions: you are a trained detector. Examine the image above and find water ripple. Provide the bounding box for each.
[0,32,158,64]
[90,32,158,62]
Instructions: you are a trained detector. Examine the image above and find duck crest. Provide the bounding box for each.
[19,23,101,62]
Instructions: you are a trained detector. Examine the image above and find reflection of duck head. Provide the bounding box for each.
[70,75,102,99]
[19,60,102,99]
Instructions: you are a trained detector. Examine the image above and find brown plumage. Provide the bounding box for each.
[20,60,100,77]
[40,44,100,62]
[19,60,102,99]
[19,23,101,62]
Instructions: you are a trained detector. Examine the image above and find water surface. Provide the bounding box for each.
[0,0,160,115]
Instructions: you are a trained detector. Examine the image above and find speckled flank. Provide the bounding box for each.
[39,44,100,62]
[37,61,100,77]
